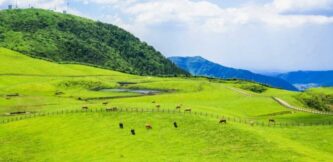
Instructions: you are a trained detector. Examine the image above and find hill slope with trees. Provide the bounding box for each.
[0,9,188,76]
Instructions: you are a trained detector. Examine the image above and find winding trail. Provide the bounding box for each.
[224,85,333,115]
[272,97,333,115]
[223,86,254,97]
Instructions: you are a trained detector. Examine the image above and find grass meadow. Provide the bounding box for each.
[1,48,332,161]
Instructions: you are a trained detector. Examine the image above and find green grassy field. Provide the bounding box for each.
[1,112,333,162]
[1,48,333,161]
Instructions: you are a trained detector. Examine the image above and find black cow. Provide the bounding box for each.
[173,122,178,128]
[219,119,227,124]
[131,129,135,135]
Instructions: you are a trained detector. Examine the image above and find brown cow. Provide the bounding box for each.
[6,93,19,97]
[145,124,152,129]
[269,119,275,123]
[219,119,227,124]
[176,104,182,109]
[184,108,191,112]
[156,104,160,108]
[102,102,108,105]
[152,101,156,104]
[82,106,88,110]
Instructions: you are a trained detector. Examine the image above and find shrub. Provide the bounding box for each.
[296,93,331,111]
[58,80,107,90]
[240,84,267,93]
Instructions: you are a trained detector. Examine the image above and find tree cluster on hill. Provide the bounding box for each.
[296,92,333,112]
[0,9,189,76]
[240,84,267,93]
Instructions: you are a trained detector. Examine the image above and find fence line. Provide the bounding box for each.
[0,107,332,127]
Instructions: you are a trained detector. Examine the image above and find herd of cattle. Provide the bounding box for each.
[79,100,277,135]
[4,92,277,126]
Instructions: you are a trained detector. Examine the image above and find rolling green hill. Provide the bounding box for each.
[0,9,188,76]
[0,48,332,161]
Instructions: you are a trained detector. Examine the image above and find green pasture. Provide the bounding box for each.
[1,112,332,162]
[1,48,333,161]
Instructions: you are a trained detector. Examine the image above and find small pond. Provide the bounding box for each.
[99,88,161,95]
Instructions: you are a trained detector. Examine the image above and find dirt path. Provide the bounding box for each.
[224,85,333,116]
[272,97,333,115]
[224,86,254,97]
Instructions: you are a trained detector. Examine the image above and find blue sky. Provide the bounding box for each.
[1,0,333,72]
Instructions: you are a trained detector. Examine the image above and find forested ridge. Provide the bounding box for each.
[0,8,188,76]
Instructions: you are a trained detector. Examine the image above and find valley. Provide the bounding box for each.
[0,48,332,161]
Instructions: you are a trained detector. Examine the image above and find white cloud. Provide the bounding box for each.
[95,0,333,33]
[125,0,221,25]
[77,0,137,8]
[3,0,333,32]
[273,0,333,12]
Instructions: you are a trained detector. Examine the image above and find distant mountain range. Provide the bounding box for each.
[169,56,298,91]
[276,71,333,90]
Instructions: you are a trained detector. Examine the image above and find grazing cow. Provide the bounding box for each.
[145,124,152,130]
[131,129,136,135]
[269,119,275,123]
[55,91,64,96]
[106,107,118,112]
[6,93,19,97]
[102,102,108,105]
[10,111,26,115]
[119,123,124,129]
[176,105,181,109]
[173,122,178,128]
[152,101,156,104]
[156,104,160,108]
[82,106,88,110]
[184,108,191,112]
[219,119,227,124]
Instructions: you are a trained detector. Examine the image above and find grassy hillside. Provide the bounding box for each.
[1,112,332,162]
[0,48,332,161]
[0,9,188,76]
